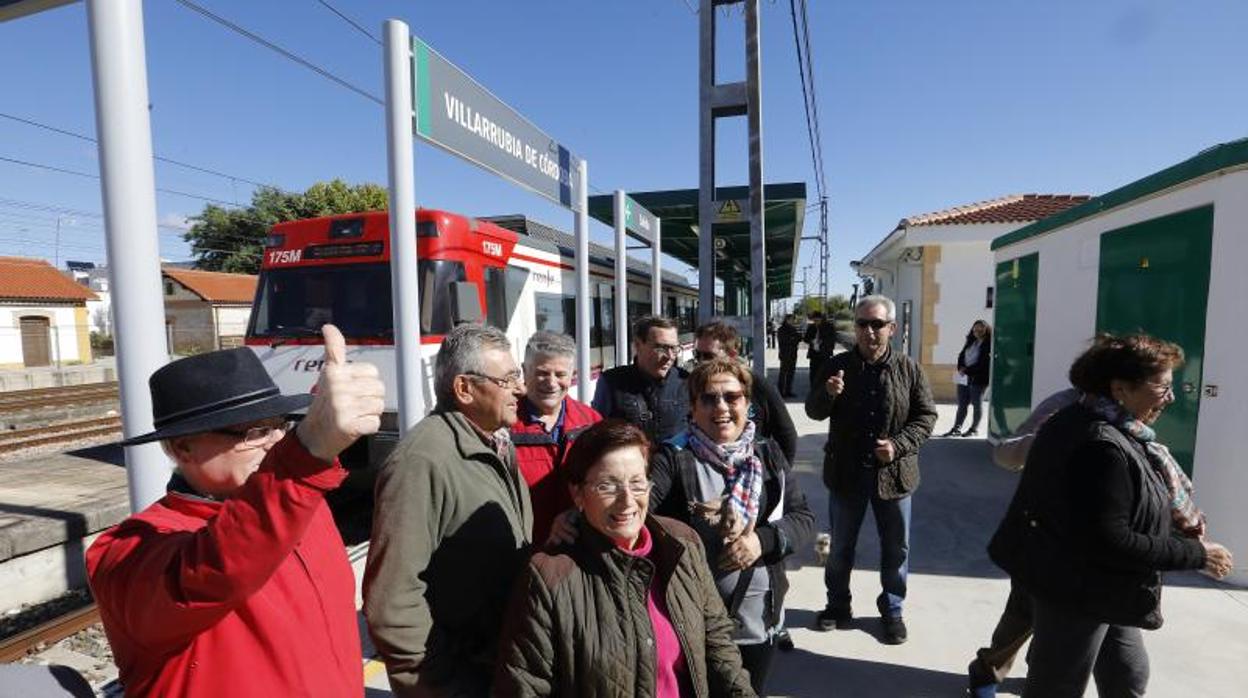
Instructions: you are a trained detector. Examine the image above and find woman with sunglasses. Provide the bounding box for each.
[494,419,756,697]
[647,358,815,695]
[989,333,1233,697]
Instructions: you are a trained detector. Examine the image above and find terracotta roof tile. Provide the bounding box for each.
[163,267,257,303]
[903,194,1092,227]
[0,257,97,302]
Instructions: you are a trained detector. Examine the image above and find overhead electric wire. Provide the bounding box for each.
[0,111,290,193]
[788,0,825,200]
[314,0,381,46]
[173,0,383,106]
[0,154,244,207]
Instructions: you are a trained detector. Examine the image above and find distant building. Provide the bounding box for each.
[852,194,1089,400]
[0,257,97,368]
[65,262,113,336]
[161,267,257,355]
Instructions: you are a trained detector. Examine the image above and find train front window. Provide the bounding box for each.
[418,259,467,335]
[250,264,393,340]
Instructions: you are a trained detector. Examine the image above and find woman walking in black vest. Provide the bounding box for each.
[944,320,991,437]
[989,334,1232,697]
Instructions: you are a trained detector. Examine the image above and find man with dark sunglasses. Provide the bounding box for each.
[693,320,797,463]
[806,295,936,646]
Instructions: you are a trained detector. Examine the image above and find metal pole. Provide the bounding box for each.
[697,0,715,324]
[87,0,171,512]
[746,0,767,377]
[575,160,592,402]
[613,191,628,365]
[651,219,662,315]
[384,19,425,433]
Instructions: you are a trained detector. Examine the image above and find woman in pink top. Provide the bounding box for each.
[495,420,756,697]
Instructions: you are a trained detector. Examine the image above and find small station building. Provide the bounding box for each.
[990,138,1248,585]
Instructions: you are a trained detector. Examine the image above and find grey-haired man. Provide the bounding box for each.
[364,323,533,697]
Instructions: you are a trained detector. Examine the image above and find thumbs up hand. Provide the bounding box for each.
[825,369,845,398]
[296,324,386,463]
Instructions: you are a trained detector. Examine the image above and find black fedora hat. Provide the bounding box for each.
[120,348,312,446]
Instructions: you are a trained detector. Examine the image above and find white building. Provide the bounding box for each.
[0,257,96,368]
[852,194,1089,400]
[162,267,257,355]
[990,138,1248,585]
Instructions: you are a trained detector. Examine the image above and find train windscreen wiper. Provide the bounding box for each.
[268,325,322,348]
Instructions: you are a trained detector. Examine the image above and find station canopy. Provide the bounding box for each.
[587,183,806,299]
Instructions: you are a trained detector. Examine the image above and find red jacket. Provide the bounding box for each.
[510,397,601,544]
[85,435,363,698]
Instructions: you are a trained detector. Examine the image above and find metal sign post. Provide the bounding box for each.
[575,160,591,402]
[613,191,628,363]
[383,19,424,433]
[401,27,587,399]
[86,0,172,512]
[652,219,662,315]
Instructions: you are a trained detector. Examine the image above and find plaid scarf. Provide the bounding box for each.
[1081,394,1205,537]
[687,421,764,532]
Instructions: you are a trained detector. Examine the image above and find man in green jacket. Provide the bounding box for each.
[805,295,936,646]
[364,323,534,697]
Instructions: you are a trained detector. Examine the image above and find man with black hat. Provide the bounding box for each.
[86,325,384,697]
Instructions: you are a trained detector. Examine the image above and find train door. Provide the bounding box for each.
[1096,205,1213,475]
[595,282,615,371]
[990,253,1039,439]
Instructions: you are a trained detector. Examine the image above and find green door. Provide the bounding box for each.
[990,253,1039,439]
[1096,205,1213,475]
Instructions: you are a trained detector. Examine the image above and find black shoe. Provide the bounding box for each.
[776,628,795,652]
[941,427,962,437]
[815,607,852,631]
[882,615,907,645]
[962,429,979,437]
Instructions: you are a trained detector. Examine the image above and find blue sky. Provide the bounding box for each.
[2,0,1247,301]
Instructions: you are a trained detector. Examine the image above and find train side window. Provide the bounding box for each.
[418,259,467,335]
[485,265,530,331]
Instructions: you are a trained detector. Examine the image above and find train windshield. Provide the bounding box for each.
[249,259,467,341]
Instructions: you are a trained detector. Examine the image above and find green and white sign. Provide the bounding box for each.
[623,195,657,244]
[412,37,584,212]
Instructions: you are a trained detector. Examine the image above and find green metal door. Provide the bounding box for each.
[1096,205,1213,475]
[990,253,1039,439]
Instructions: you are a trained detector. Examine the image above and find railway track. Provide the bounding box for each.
[0,382,119,414]
[0,416,122,454]
[0,603,100,663]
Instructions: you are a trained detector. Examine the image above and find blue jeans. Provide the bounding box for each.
[954,382,986,432]
[824,473,912,617]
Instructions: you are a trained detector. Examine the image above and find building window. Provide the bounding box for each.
[985,286,995,309]
[164,280,175,296]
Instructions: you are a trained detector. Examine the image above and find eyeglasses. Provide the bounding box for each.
[587,479,654,498]
[855,318,891,331]
[465,370,524,390]
[693,350,719,362]
[214,419,293,449]
[1142,381,1175,398]
[649,343,681,356]
[698,391,745,408]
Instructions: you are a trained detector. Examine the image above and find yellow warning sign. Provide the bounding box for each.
[717,199,744,222]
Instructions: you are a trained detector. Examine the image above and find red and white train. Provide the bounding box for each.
[245,207,699,469]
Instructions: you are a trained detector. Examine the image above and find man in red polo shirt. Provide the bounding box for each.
[510,331,601,543]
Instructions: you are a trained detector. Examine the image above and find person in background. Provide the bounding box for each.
[943,320,992,437]
[807,295,936,645]
[776,314,802,398]
[593,315,691,444]
[649,358,815,695]
[364,323,533,697]
[86,328,384,697]
[966,387,1078,697]
[510,330,602,544]
[989,333,1232,697]
[494,420,757,697]
[693,320,797,463]
[803,311,836,391]
[766,317,777,348]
